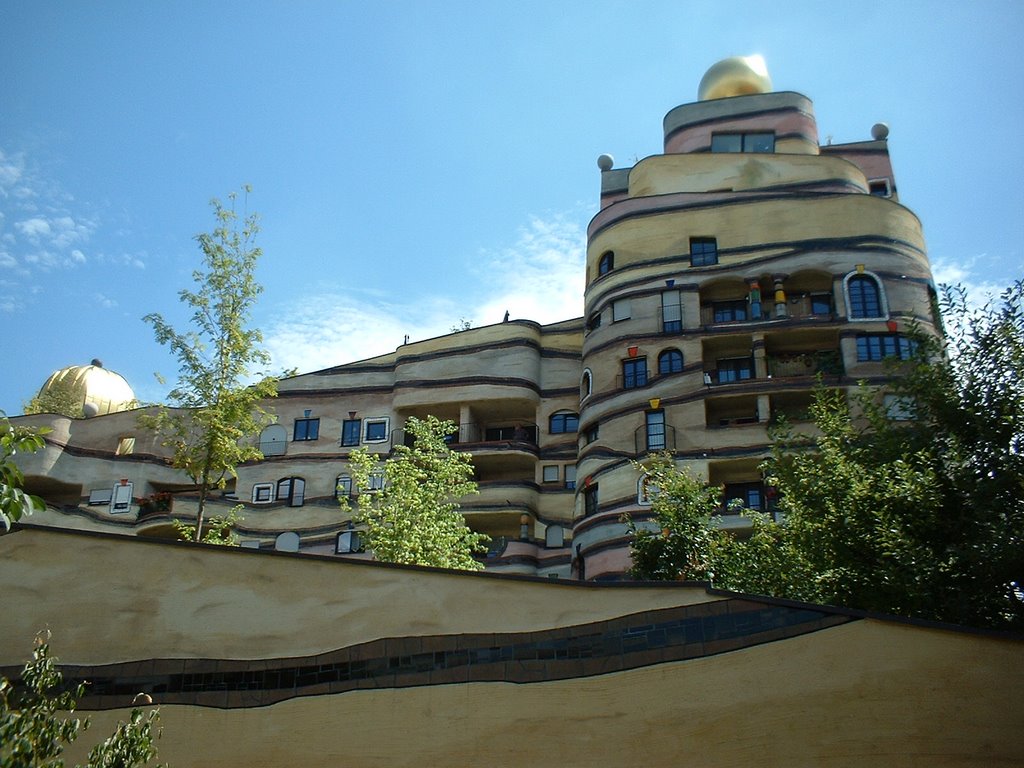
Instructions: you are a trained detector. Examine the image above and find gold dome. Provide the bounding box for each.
[698,55,772,101]
[37,359,136,417]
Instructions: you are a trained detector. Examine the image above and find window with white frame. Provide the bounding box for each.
[581,369,593,400]
[364,418,389,443]
[542,465,560,483]
[335,475,353,499]
[110,482,133,513]
[366,471,385,491]
[843,271,888,320]
[252,483,274,504]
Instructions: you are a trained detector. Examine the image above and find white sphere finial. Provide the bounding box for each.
[597,154,614,171]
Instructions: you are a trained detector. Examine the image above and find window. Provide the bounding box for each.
[564,465,577,490]
[586,312,602,332]
[810,292,833,316]
[366,471,385,491]
[545,526,565,548]
[723,483,764,512]
[845,273,885,319]
[637,474,658,505]
[581,370,593,400]
[612,299,631,322]
[868,178,892,197]
[542,465,560,483]
[364,418,389,443]
[335,475,353,499]
[856,333,916,361]
[88,488,113,505]
[884,394,915,420]
[114,436,135,456]
[336,529,361,554]
[658,349,684,375]
[717,357,754,383]
[341,419,361,447]
[110,482,133,513]
[252,483,274,504]
[689,237,718,267]
[712,300,747,323]
[293,418,320,441]
[623,358,648,389]
[259,424,287,456]
[645,410,666,451]
[583,484,599,516]
[711,132,775,153]
[661,290,682,332]
[583,423,599,445]
[598,251,614,276]
[276,477,306,507]
[549,412,579,434]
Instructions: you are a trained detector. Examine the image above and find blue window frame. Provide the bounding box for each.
[690,237,718,267]
[549,412,579,434]
[293,418,319,441]
[646,410,666,451]
[848,275,882,319]
[623,358,648,389]
[716,357,754,383]
[341,419,360,447]
[598,251,614,276]
[856,333,916,361]
[658,349,684,375]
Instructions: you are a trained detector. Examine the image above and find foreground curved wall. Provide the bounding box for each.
[1,527,1019,767]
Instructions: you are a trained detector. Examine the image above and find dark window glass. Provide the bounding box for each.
[341,419,360,447]
[710,134,743,153]
[276,477,305,507]
[717,357,754,383]
[550,412,579,434]
[848,275,882,318]
[584,423,599,445]
[662,290,682,333]
[869,179,891,197]
[810,293,833,315]
[713,300,747,323]
[335,475,352,499]
[586,312,602,332]
[646,410,666,451]
[723,482,763,512]
[856,333,916,361]
[711,133,775,153]
[365,420,388,441]
[658,350,684,375]
[623,358,648,389]
[293,418,320,441]
[598,251,614,276]
[584,484,599,516]
[690,238,718,267]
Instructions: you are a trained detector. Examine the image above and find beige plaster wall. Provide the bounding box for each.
[0,527,717,667]
[61,619,1022,768]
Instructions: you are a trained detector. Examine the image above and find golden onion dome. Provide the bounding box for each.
[698,55,772,101]
[37,359,136,417]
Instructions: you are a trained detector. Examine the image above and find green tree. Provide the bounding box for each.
[344,416,489,570]
[0,633,162,767]
[140,187,277,542]
[24,380,84,419]
[1,413,46,531]
[626,282,1024,630]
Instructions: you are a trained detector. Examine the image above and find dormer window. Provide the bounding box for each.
[711,132,775,153]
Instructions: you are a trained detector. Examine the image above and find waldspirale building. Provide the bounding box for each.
[11,56,938,581]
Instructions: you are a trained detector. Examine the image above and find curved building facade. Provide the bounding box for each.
[12,58,938,581]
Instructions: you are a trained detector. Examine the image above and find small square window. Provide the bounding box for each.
[364,418,389,442]
[335,475,353,498]
[690,238,718,267]
[293,418,320,441]
[252,483,274,504]
[612,299,631,322]
[542,465,559,483]
[366,471,385,491]
[868,178,892,197]
[115,436,135,456]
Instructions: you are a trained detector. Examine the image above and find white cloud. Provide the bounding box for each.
[93,292,117,308]
[263,209,587,375]
[15,217,51,240]
[71,249,86,263]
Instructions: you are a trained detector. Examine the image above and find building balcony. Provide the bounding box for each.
[633,424,678,455]
[766,350,843,378]
[700,302,836,328]
[394,422,539,452]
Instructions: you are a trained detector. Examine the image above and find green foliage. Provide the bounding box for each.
[24,381,84,420]
[171,506,243,546]
[140,188,278,542]
[344,416,489,570]
[627,282,1024,630]
[625,455,724,581]
[0,634,162,768]
[1,413,47,531]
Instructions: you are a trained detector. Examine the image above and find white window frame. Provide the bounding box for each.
[110,482,133,513]
[842,270,889,321]
[363,417,390,444]
[252,483,274,504]
[336,474,353,499]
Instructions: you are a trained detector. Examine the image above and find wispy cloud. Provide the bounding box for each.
[263,209,587,374]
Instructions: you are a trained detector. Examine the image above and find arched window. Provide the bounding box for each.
[598,251,614,276]
[276,477,306,507]
[549,411,579,434]
[581,369,592,400]
[258,424,287,456]
[658,349,684,375]
[844,272,887,319]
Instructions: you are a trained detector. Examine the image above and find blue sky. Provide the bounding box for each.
[2,0,1022,414]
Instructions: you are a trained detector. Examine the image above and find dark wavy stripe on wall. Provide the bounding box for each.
[820,145,888,155]
[487,551,572,569]
[589,192,924,241]
[663,103,813,141]
[41,599,852,711]
[277,385,395,399]
[37,438,171,468]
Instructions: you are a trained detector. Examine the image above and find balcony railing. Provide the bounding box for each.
[633,425,677,455]
[393,423,539,450]
[700,302,835,327]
